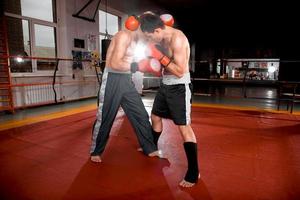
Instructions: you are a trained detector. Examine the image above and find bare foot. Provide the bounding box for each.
[90,155,102,163]
[148,149,165,158]
[179,174,200,188]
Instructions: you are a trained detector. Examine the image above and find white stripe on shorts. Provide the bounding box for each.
[185,83,191,125]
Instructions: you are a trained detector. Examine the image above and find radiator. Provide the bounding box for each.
[24,84,60,106]
[13,80,99,108]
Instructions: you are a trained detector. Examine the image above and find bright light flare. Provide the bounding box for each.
[133,42,147,61]
[15,57,24,63]
[268,66,276,73]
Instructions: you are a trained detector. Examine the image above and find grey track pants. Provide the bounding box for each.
[90,69,157,156]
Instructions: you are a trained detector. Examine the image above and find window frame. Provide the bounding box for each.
[98,10,121,37]
[4,0,57,76]
[98,7,122,57]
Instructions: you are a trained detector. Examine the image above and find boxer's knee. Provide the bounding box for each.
[179,125,196,142]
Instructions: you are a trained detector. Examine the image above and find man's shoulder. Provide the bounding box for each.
[115,30,132,40]
[171,30,188,44]
[175,29,187,39]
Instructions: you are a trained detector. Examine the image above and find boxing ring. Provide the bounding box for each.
[1,100,300,199]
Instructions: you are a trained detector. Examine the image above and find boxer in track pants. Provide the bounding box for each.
[90,18,162,163]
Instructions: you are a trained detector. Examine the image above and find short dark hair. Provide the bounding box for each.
[139,13,164,33]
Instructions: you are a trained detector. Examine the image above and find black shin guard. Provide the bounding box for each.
[183,142,199,183]
[152,129,161,147]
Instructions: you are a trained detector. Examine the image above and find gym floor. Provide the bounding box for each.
[0,91,300,200]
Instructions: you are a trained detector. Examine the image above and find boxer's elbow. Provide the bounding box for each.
[167,64,185,78]
[175,68,185,78]
[175,73,184,78]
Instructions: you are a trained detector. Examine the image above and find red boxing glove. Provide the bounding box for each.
[160,14,174,27]
[131,58,162,76]
[125,15,139,31]
[147,44,172,67]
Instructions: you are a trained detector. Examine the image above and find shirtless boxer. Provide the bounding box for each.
[90,16,162,163]
[139,13,200,187]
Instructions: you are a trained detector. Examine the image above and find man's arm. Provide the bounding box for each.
[147,35,187,78]
[109,32,131,71]
[164,35,187,78]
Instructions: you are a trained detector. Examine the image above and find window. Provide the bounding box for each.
[34,25,56,58]
[5,0,55,22]
[34,24,57,70]
[99,10,120,57]
[21,0,55,22]
[5,0,57,73]
[99,10,119,35]
[7,17,32,72]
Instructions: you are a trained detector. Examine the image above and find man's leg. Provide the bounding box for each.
[151,113,163,146]
[137,113,162,152]
[150,85,169,147]
[178,125,199,187]
[120,89,162,157]
[90,73,123,162]
[165,83,199,187]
